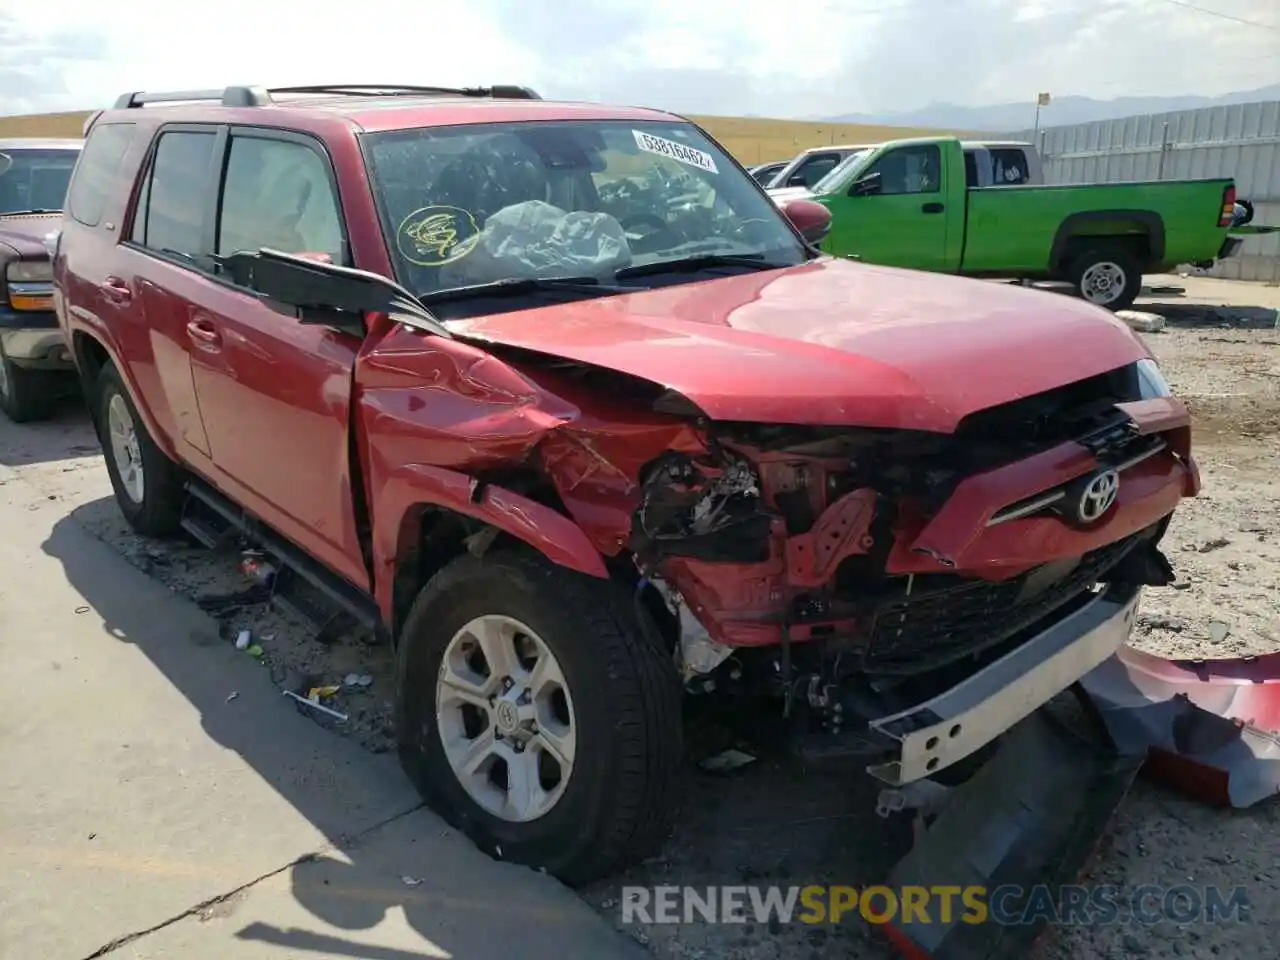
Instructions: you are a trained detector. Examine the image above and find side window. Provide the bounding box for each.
[791,152,840,188]
[865,145,941,195]
[67,123,135,227]
[963,151,978,187]
[217,136,345,264]
[990,148,1029,185]
[131,130,216,256]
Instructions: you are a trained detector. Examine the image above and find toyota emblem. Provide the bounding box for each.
[1075,469,1120,523]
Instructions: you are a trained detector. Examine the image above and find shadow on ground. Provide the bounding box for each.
[41,500,648,960]
[0,393,101,469]
[43,494,911,959]
[1138,301,1280,330]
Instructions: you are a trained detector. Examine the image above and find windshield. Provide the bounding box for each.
[362,120,808,299]
[809,149,873,195]
[0,148,79,215]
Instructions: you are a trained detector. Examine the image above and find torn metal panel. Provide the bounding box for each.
[881,710,1141,960]
[1078,645,1280,808]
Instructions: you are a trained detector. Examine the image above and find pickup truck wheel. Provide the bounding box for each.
[395,550,682,885]
[1068,247,1142,311]
[97,362,184,536]
[0,340,54,423]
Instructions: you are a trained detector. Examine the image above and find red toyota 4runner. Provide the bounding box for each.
[53,84,1198,885]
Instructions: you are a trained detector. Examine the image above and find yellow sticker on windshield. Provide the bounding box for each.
[396,205,481,267]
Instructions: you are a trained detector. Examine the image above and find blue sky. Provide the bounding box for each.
[1,0,1276,118]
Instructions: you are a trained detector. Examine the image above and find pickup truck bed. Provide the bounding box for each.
[806,136,1242,310]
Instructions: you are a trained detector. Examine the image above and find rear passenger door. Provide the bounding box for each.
[184,129,369,590]
[123,125,221,461]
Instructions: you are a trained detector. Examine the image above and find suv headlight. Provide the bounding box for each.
[5,259,54,311]
[1136,357,1172,399]
[7,259,52,283]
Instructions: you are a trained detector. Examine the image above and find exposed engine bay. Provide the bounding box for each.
[615,362,1192,759]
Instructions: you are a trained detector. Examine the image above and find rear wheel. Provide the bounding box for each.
[1067,246,1142,311]
[0,340,55,423]
[96,362,185,536]
[395,549,682,885]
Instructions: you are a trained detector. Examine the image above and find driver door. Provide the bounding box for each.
[822,144,950,271]
[185,128,370,589]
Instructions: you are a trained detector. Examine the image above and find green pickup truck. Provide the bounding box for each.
[784,135,1247,310]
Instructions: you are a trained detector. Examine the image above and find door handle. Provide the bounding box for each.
[102,276,132,304]
[921,202,945,214]
[186,318,222,349]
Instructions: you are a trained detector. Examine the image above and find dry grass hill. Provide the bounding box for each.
[0,108,967,165]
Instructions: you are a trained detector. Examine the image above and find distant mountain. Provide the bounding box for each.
[824,84,1280,133]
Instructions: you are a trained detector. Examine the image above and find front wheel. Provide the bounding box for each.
[96,362,185,536]
[1067,246,1142,311]
[395,550,683,885]
[0,339,55,423]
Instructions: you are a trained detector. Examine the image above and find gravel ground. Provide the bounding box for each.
[2,273,1276,960]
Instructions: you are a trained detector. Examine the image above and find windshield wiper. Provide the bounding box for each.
[418,275,635,305]
[0,208,57,217]
[614,253,783,280]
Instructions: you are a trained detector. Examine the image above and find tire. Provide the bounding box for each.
[0,339,54,423]
[96,361,185,536]
[1066,245,1142,312]
[395,549,683,885]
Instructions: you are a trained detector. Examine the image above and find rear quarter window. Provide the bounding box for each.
[66,123,136,227]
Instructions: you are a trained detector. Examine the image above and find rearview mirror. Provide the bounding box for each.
[850,173,882,197]
[780,198,832,245]
[215,248,450,339]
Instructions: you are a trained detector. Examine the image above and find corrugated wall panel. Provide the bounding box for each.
[1009,101,1280,281]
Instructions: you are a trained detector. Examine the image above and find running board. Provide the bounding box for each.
[180,479,381,634]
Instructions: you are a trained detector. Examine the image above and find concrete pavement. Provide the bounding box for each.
[0,414,645,960]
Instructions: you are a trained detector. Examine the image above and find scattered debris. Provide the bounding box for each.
[401,875,424,887]
[74,605,89,615]
[1116,310,1168,333]
[699,748,757,773]
[225,691,238,703]
[1198,537,1231,553]
[1138,613,1189,633]
[343,673,374,688]
[283,688,349,721]
[1208,621,1231,644]
[246,644,264,658]
[239,550,277,587]
[235,629,252,651]
[88,833,96,840]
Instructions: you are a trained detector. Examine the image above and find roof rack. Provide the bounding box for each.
[112,84,542,109]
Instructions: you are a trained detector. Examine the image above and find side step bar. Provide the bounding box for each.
[180,479,382,634]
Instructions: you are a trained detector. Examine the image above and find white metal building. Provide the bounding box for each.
[1011,99,1280,282]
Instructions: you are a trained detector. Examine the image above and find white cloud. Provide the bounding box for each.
[0,0,1276,119]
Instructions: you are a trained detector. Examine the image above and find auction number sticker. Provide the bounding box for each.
[633,130,718,174]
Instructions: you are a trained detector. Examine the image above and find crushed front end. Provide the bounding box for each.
[622,359,1199,785]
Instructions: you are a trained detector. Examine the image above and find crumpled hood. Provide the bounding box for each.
[0,212,61,259]
[449,257,1149,433]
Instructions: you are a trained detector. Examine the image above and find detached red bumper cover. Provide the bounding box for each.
[878,640,1280,960]
[1077,645,1280,808]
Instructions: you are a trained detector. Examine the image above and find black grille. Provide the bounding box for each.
[864,535,1139,675]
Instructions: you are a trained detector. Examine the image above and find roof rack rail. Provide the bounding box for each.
[266,84,542,100]
[112,84,541,110]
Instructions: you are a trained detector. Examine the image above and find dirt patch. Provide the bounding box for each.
[2,274,1277,960]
